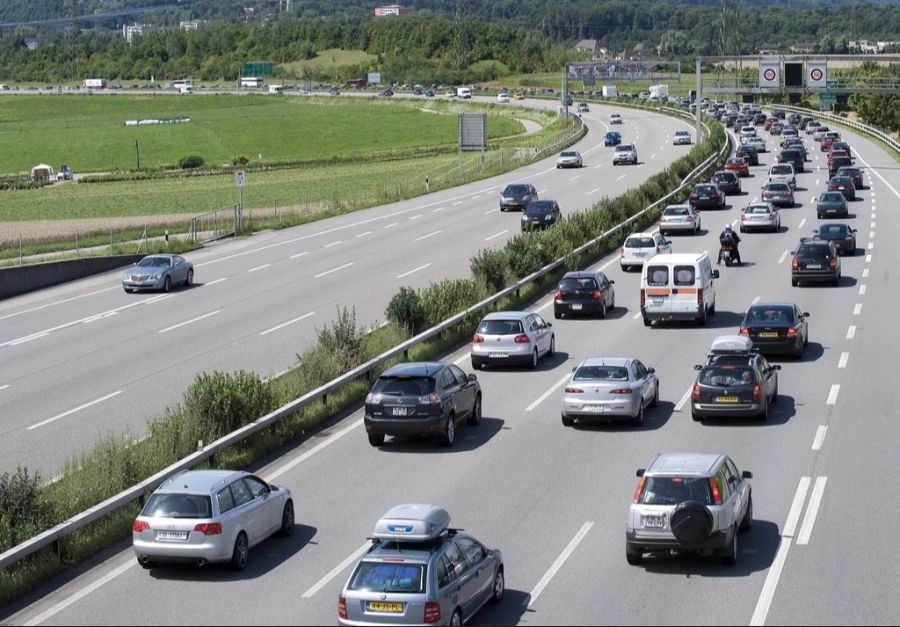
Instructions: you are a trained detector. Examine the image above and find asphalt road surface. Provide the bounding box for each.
[2,112,898,625]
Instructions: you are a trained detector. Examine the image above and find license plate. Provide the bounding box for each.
[155,530,188,541]
[571,304,582,310]
[367,601,404,613]
[716,396,739,403]
[760,332,779,338]
[489,352,508,358]
[587,405,605,412]
[806,264,822,269]
[391,407,409,416]
[642,515,666,529]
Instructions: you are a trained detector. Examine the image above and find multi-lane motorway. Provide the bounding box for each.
[0,98,695,478]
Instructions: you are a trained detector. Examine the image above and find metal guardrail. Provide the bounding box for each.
[0,109,727,574]
[775,104,900,155]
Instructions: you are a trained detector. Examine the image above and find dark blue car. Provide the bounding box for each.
[605,131,622,146]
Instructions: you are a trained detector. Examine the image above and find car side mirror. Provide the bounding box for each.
[742,470,753,479]
[773,365,782,370]
[803,312,810,317]
[609,280,615,285]
[712,270,720,279]
[636,468,645,477]
[468,373,477,382]
[694,364,702,370]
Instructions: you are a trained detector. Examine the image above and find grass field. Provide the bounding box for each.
[0,95,521,174]
[280,48,376,75]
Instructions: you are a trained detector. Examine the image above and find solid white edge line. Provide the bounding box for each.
[797,477,827,546]
[259,312,315,336]
[413,230,442,242]
[23,558,137,626]
[485,229,509,241]
[0,286,119,323]
[749,477,811,626]
[838,352,849,369]
[8,332,50,346]
[526,373,572,412]
[674,386,693,412]
[453,353,470,366]
[314,262,354,279]
[826,384,840,405]
[28,391,123,431]
[248,264,271,273]
[525,521,594,608]
[158,310,220,334]
[266,418,363,482]
[397,263,433,279]
[301,541,371,599]
[812,426,828,451]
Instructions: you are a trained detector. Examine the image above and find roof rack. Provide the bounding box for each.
[372,504,451,542]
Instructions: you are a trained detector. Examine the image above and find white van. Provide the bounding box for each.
[457,87,472,99]
[768,163,796,189]
[640,252,719,326]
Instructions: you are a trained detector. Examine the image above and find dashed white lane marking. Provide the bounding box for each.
[290,252,308,259]
[797,477,827,546]
[632,312,642,320]
[472,195,481,200]
[674,386,693,413]
[570,175,581,181]
[750,476,811,626]
[752,296,761,304]
[384,222,398,229]
[485,229,509,241]
[301,541,372,598]
[798,218,806,229]
[525,521,594,609]
[204,278,228,286]
[413,230,441,242]
[526,373,572,412]
[27,390,124,431]
[260,312,315,336]
[862,268,870,278]
[355,231,372,238]
[870,231,876,238]
[778,250,789,264]
[651,153,657,160]
[853,303,862,316]
[871,222,876,228]
[827,384,841,405]
[158,310,220,334]
[248,263,271,273]
[838,352,849,369]
[397,263,432,279]
[0,384,9,391]
[588,188,601,195]
[866,254,872,263]
[408,214,423,220]
[859,284,867,296]
[868,242,874,249]
[812,426,828,451]
[815,179,820,186]
[847,325,857,339]
[484,208,500,215]
[617,174,627,180]
[432,206,445,212]
[314,262,354,278]
[452,201,463,206]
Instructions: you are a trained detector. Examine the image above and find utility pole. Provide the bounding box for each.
[454,0,465,73]
[135,140,141,171]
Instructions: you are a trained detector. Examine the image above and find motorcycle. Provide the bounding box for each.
[720,243,737,267]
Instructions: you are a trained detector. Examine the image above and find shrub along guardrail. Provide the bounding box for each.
[775,104,900,158]
[0,108,725,606]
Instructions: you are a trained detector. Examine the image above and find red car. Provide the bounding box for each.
[764,117,777,131]
[828,149,849,164]
[820,137,835,151]
[724,157,750,177]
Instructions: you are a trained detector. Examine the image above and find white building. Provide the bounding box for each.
[122,23,157,44]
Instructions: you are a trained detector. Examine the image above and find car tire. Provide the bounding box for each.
[832,276,840,287]
[757,399,769,422]
[794,342,803,359]
[643,316,651,328]
[670,501,714,546]
[692,409,702,422]
[792,279,799,287]
[554,310,562,320]
[561,413,574,427]
[548,335,555,357]
[471,359,485,371]
[185,269,194,287]
[740,494,753,532]
[611,293,616,309]
[530,349,538,370]
[229,532,249,571]
[721,526,739,566]
[278,501,295,537]
[439,415,455,447]
[449,609,462,627]
[467,394,482,426]
[123,287,133,293]
[772,381,779,403]
[367,433,385,447]
[651,382,659,408]
[500,206,507,212]
[626,544,643,565]
[599,300,607,319]
[740,227,745,233]
[490,568,505,604]
[697,306,707,326]
[632,401,644,427]
[163,276,172,292]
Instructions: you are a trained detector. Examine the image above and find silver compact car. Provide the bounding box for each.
[659,204,701,236]
[339,504,504,626]
[613,144,638,165]
[561,357,659,427]
[123,253,194,292]
[556,150,583,168]
[471,311,555,370]
[626,452,753,566]
[132,470,294,570]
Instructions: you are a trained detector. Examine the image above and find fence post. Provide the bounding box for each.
[75,230,79,258]
[109,227,113,250]
[18,233,23,265]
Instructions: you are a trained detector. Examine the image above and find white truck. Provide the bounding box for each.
[268,85,284,94]
[602,85,618,98]
[82,78,107,89]
[456,87,472,99]
[649,84,669,100]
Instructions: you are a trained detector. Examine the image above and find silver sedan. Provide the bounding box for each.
[561,357,659,427]
[123,253,194,292]
[556,150,583,168]
[740,202,781,233]
[659,204,701,235]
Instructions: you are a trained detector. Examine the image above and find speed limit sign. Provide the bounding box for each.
[234,169,245,187]
[763,68,777,81]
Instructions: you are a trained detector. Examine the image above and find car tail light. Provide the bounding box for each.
[752,383,762,401]
[633,476,646,503]
[610,388,633,394]
[690,193,698,199]
[591,289,602,300]
[786,327,797,337]
[620,247,625,258]
[419,392,441,404]
[711,191,720,198]
[697,288,703,308]
[660,215,667,222]
[424,602,441,624]
[554,290,564,300]
[656,246,661,253]
[565,386,584,394]
[709,478,723,504]
[640,289,645,307]
[740,327,750,336]
[132,519,149,533]
[514,334,530,344]
[472,334,484,343]
[338,597,348,620]
[687,215,694,222]
[692,383,701,401]
[741,214,748,220]
[830,257,837,269]
[194,522,223,535]
[792,257,800,270]
[845,235,854,240]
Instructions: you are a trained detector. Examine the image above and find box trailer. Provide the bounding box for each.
[239,76,264,88]
[82,78,107,89]
[649,84,669,100]
[602,85,618,97]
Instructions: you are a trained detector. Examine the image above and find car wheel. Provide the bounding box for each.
[530,349,538,370]
[548,335,556,357]
[500,206,507,212]
[123,287,133,293]
[757,399,769,422]
[794,341,804,359]
[691,409,702,422]
[449,609,462,627]
[230,532,249,571]
[740,494,753,532]
[772,380,779,403]
[740,227,745,233]
[367,433,385,447]
[611,293,616,309]
[490,568,505,604]
[185,269,194,287]
[632,401,644,427]
[626,544,643,565]
[697,306,707,326]
[440,415,456,447]
[471,359,485,371]
[279,501,295,537]
[163,276,172,292]
[792,279,799,287]
[721,526,739,566]
[599,300,607,319]
[554,310,562,320]
[467,395,482,426]
[651,382,659,408]
[832,276,840,287]
[561,414,574,427]
[643,316,651,328]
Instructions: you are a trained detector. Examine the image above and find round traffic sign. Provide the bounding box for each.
[763,68,777,82]
[810,68,824,82]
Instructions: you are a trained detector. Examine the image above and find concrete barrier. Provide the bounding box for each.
[0,255,144,300]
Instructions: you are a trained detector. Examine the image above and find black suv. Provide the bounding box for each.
[791,239,841,286]
[739,303,810,357]
[691,352,780,422]
[554,271,616,319]
[735,145,759,166]
[778,149,805,173]
[710,171,741,195]
[364,362,482,448]
[499,183,538,212]
[521,200,561,231]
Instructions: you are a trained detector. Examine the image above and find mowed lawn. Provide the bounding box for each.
[0,94,521,174]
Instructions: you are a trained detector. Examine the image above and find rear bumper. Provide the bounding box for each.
[471,346,534,366]
[691,402,763,418]
[132,538,232,564]
[751,338,801,354]
[364,414,445,436]
[555,300,604,315]
[642,307,703,322]
[627,529,732,551]
[793,270,839,283]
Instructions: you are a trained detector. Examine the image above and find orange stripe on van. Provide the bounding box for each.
[644,288,670,296]
[674,287,699,294]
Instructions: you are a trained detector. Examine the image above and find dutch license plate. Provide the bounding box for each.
[489,352,509,358]
[571,304,582,310]
[642,515,666,529]
[716,396,739,403]
[155,530,188,541]
[367,601,404,613]
[391,407,409,416]
[760,331,779,338]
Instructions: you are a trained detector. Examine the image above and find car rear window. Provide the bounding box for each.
[638,476,713,506]
[770,165,792,174]
[746,305,793,323]
[478,319,525,335]
[645,265,669,286]
[820,192,844,202]
[559,277,598,291]
[525,202,553,215]
[746,205,771,214]
[626,237,655,248]
[503,185,529,195]
[143,493,213,519]
[574,365,629,380]
[372,377,436,396]
[818,225,847,236]
[673,265,695,286]
[766,183,789,192]
[348,561,426,594]
[663,206,689,216]
[797,244,831,260]
[699,365,755,387]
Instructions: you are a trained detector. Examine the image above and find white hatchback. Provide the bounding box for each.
[610,113,623,124]
[621,231,672,271]
[497,92,509,103]
[673,130,692,145]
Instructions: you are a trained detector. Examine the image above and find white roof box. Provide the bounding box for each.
[373,504,451,542]
[709,335,753,355]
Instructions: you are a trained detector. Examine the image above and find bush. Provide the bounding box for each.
[385,287,427,334]
[420,278,485,327]
[183,371,277,442]
[0,467,50,552]
[178,155,205,169]
[232,154,251,166]
[470,248,509,294]
[316,306,369,374]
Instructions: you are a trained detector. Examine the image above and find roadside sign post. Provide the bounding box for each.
[235,169,245,231]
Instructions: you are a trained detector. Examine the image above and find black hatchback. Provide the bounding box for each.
[791,239,841,286]
[778,149,805,173]
[521,200,561,231]
[739,303,809,357]
[690,183,726,210]
[710,171,741,195]
[364,362,481,448]
[554,271,615,319]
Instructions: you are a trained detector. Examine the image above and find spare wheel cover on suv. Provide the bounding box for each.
[670,500,714,546]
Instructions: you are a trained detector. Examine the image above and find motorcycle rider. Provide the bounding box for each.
[718,224,742,265]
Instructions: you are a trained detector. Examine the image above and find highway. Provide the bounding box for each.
[0,98,695,478]
[2,110,897,625]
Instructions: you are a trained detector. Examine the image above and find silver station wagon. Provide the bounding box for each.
[339,504,504,626]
